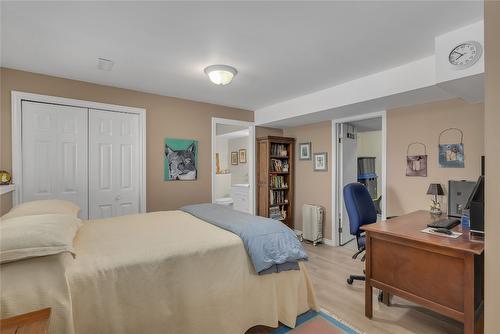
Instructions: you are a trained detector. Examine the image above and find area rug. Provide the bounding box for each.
[271,310,363,334]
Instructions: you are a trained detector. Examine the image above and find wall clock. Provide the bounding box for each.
[448,41,482,69]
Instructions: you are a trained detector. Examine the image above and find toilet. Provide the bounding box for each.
[215,197,233,206]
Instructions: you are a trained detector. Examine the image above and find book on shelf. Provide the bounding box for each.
[270,159,289,172]
[269,205,287,221]
[270,175,288,189]
[269,190,288,205]
[270,144,289,157]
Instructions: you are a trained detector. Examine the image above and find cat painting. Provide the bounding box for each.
[164,139,198,181]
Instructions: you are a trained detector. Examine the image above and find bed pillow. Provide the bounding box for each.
[1,200,80,221]
[0,214,81,264]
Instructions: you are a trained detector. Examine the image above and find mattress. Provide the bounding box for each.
[1,210,317,334]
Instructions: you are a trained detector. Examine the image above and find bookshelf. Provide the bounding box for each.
[256,136,295,228]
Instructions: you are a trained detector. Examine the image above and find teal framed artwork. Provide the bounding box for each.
[164,138,198,181]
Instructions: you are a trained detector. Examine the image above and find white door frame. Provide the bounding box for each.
[211,117,256,215]
[11,91,147,215]
[331,110,387,246]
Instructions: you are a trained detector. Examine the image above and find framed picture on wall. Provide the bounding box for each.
[299,142,311,160]
[313,152,328,171]
[164,138,198,181]
[239,149,247,163]
[231,151,239,165]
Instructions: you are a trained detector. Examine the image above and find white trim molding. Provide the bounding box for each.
[0,184,16,195]
[11,91,147,215]
[211,117,256,215]
[331,110,387,246]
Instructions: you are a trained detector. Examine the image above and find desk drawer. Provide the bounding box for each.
[370,237,465,313]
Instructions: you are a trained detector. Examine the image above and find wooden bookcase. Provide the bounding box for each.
[256,136,295,228]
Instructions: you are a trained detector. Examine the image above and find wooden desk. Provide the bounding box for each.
[0,308,51,334]
[362,211,484,334]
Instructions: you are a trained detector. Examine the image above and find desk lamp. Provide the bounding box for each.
[427,183,444,215]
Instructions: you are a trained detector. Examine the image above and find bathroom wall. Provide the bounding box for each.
[228,136,249,185]
[216,136,229,172]
[357,130,382,197]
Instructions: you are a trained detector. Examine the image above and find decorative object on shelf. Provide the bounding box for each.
[438,128,464,168]
[406,142,428,177]
[271,144,288,157]
[298,142,311,160]
[0,170,12,185]
[282,160,289,172]
[313,152,328,171]
[238,149,247,163]
[427,183,445,215]
[164,138,198,181]
[231,152,238,165]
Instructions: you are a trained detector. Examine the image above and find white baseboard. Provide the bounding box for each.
[323,238,336,246]
[295,229,336,246]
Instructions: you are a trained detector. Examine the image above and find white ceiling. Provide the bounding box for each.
[1,1,483,111]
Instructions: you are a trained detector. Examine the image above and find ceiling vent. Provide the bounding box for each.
[97,58,114,71]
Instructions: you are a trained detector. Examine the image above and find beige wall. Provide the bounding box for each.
[255,126,283,138]
[484,2,500,333]
[284,121,332,239]
[0,68,252,215]
[387,99,484,217]
[282,100,484,241]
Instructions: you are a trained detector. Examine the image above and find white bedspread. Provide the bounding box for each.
[1,210,317,334]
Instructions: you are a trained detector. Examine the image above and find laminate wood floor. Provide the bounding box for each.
[247,242,463,334]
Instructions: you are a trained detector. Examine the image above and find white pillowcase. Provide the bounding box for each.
[0,214,81,264]
[1,200,80,221]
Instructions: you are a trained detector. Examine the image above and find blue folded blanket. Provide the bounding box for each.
[180,203,308,275]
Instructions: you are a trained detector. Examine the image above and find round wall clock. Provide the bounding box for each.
[448,41,482,69]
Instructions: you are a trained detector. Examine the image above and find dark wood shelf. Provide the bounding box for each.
[269,202,289,207]
[257,136,295,229]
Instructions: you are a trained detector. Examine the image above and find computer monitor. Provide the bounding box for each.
[465,176,484,209]
[448,180,476,217]
[465,175,485,234]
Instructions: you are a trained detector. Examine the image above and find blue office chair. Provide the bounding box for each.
[343,183,377,285]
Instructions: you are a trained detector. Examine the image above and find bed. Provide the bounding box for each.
[1,202,317,334]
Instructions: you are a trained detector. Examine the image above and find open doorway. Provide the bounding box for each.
[211,118,255,214]
[332,112,386,246]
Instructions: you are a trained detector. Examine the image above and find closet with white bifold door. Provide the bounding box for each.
[14,93,146,220]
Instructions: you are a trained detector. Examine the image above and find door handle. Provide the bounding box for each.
[115,195,121,201]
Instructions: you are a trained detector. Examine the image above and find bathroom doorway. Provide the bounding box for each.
[211,118,255,214]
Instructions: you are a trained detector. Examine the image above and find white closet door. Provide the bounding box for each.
[89,109,140,219]
[21,101,89,218]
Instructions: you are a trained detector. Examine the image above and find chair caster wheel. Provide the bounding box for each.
[347,278,354,285]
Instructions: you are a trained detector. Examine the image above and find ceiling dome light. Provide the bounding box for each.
[204,64,237,85]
